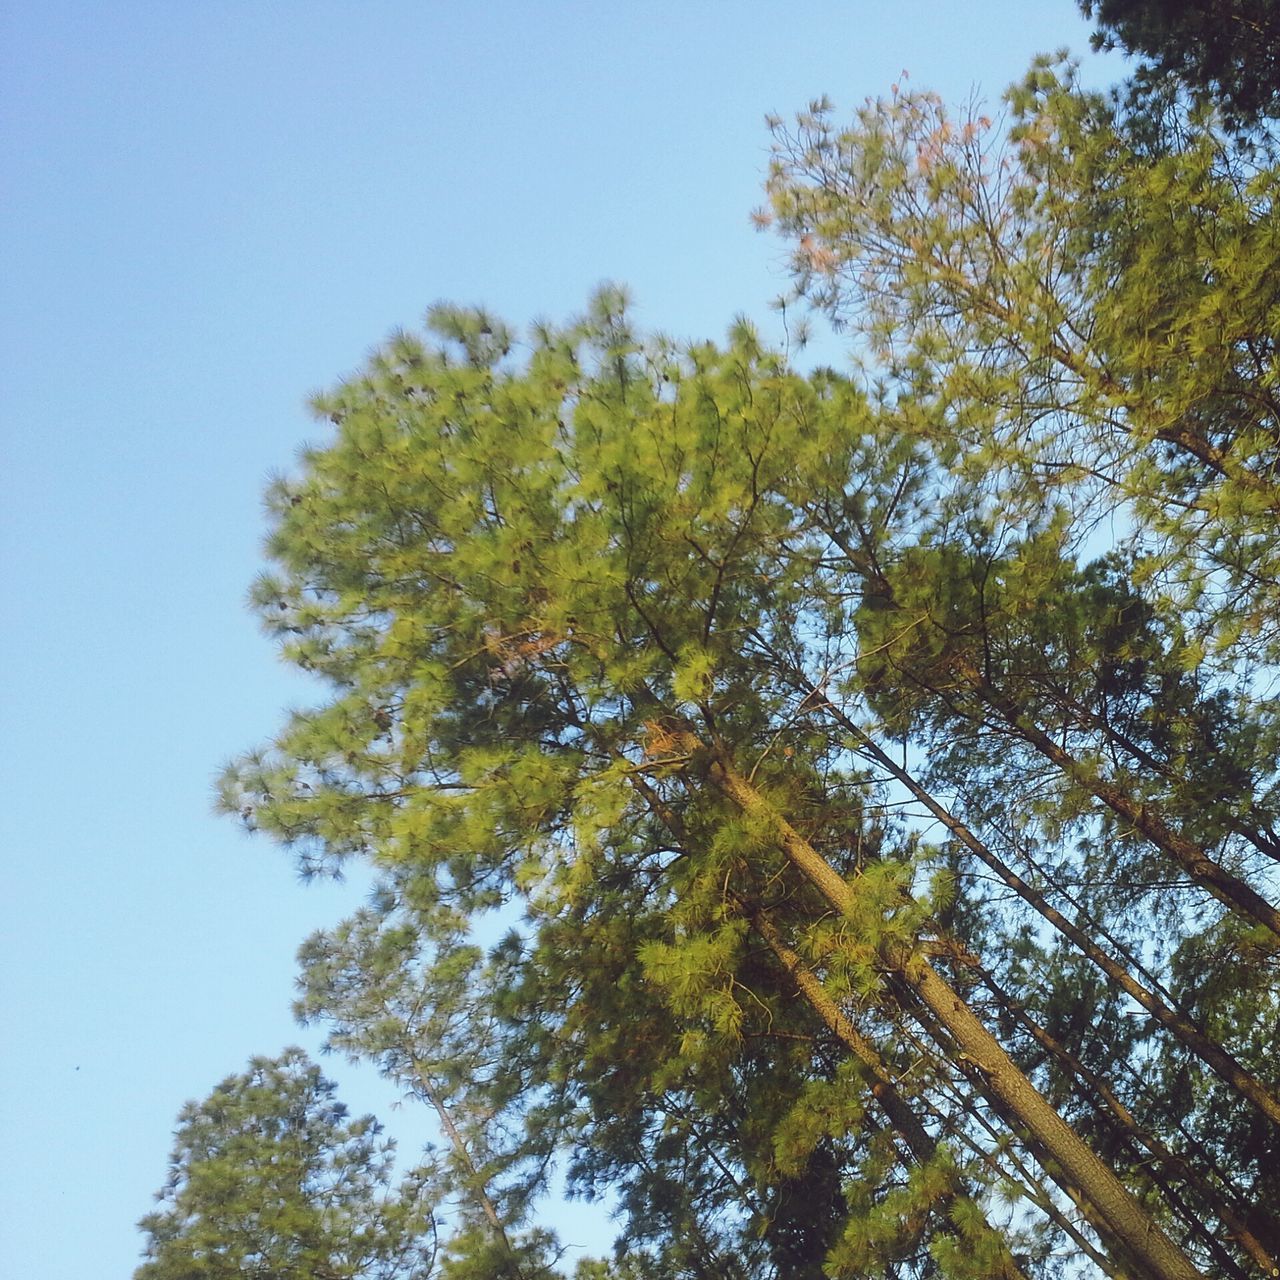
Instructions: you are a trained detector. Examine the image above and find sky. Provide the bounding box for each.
[0,3,1122,1274]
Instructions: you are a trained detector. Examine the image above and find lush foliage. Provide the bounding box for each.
[759,55,1280,1276]
[139,32,1280,1280]
[136,1050,436,1280]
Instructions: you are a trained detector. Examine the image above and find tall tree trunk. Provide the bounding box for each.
[405,1054,527,1280]
[810,515,1280,940]
[679,729,1205,1280]
[951,656,1280,943]
[786,668,1280,1128]
[752,908,1035,1280]
[937,935,1277,1275]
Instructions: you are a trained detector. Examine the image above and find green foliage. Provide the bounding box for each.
[764,51,1280,1277]
[206,291,1042,1275]
[184,32,1280,1280]
[135,1050,436,1280]
[294,886,567,1280]
[1081,0,1280,129]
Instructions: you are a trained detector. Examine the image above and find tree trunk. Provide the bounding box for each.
[803,674,1280,1128]
[752,907,1034,1280]
[686,731,1205,1280]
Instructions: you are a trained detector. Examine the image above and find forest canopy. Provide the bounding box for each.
[142,36,1280,1280]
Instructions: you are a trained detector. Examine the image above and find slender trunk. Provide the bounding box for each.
[680,730,1204,1280]
[1036,681,1280,867]
[752,909,940,1165]
[938,936,1278,1276]
[953,655,1280,942]
[810,518,1280,939]
[409,1059,525,1280]
[751,909,1033,1280]
[946,1099,1133,1280]
[898,981,1177,1280]
[797,674,1280,1128]
[624,759,1031,1276]
[900,1001,1137,1280]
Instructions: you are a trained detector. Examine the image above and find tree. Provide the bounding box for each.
[760,54,1280,1275]
[136,1049,437,1280]
[193,24,1280,1274]
[1080,0,1280,129]
[213,256,1280,1275]
[294,891,565,1280]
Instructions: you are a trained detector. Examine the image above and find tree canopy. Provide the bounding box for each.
[139,30,1280,1280]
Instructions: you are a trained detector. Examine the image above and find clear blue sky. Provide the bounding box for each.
[0,3,1120,1274]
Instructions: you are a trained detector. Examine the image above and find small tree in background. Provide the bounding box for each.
[136,1049,437,1280]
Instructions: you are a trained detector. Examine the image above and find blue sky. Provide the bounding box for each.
[0,3,1120,1273]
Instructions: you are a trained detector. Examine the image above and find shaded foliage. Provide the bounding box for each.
[1082,0,1280,129]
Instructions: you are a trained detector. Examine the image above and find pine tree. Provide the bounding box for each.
[1080,0,1280,130]
[294,885,564,1280]
[135,1049,437,1280]
[761,56,1280,1275]
[213,257,1280,1274]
